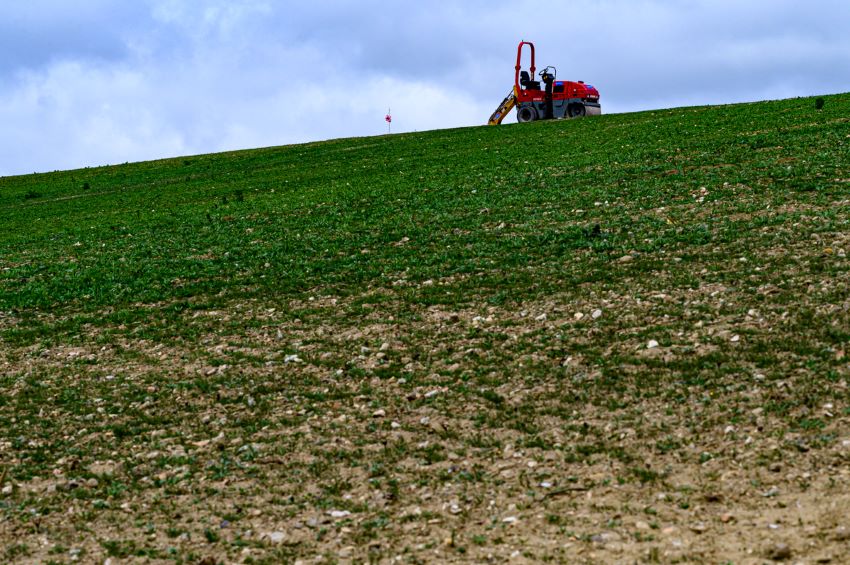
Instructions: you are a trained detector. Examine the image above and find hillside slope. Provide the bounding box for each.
[1,94,849,563]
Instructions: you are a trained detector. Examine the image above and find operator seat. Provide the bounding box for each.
[519,71,540,90]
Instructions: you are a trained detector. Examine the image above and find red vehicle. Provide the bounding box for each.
[489,41,601,125]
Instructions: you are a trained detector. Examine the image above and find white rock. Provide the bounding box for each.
[591,309,603,319]
[535,313,547,322]
[329,510,351,518]
[502,516,518,524]
[730,335,740,343]
[647,340,660,349]
[265,531,286,543]
[284,354,303,363]
[372,409,386,418]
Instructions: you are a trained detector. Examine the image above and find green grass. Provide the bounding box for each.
[1,93,849,563]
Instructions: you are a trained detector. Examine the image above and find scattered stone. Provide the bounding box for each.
[647,340,660,349]
[618,255,634,263]
[591,309,603,319]
[429,421,446,434]
[690,522,707,534]
[720,513,734,523]
[763,486,780,498]
[833,526,850,541]
[731,335,740,343]
[502,516,518,524]
[574,312,585,320]
[769,462,782,473]
[449,504,462,515]
[535,313,547,322]
[390,421,401,429]
[591,531,621,545]
[635,520,651,530]
[329,510,351,519]
[1,485,12,495]
[284,354,303,364]
[372,409,386,418]
[766,542,792,561]
[264,531,285,544]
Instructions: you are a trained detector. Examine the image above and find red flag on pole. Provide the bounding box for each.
[385,108,392,133]
[385,113,392,123]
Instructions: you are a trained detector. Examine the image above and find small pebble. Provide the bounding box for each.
[766,542,792,561]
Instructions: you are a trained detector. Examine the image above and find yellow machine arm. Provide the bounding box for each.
[488,87,517,125]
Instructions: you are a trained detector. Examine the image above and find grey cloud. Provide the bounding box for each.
[0,2,151,72]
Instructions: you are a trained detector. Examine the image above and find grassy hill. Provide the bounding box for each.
[1,94,849,563]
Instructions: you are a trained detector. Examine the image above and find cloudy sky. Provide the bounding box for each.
[1,0,849,177]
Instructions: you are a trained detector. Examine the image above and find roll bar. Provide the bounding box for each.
[514,41,536,91]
